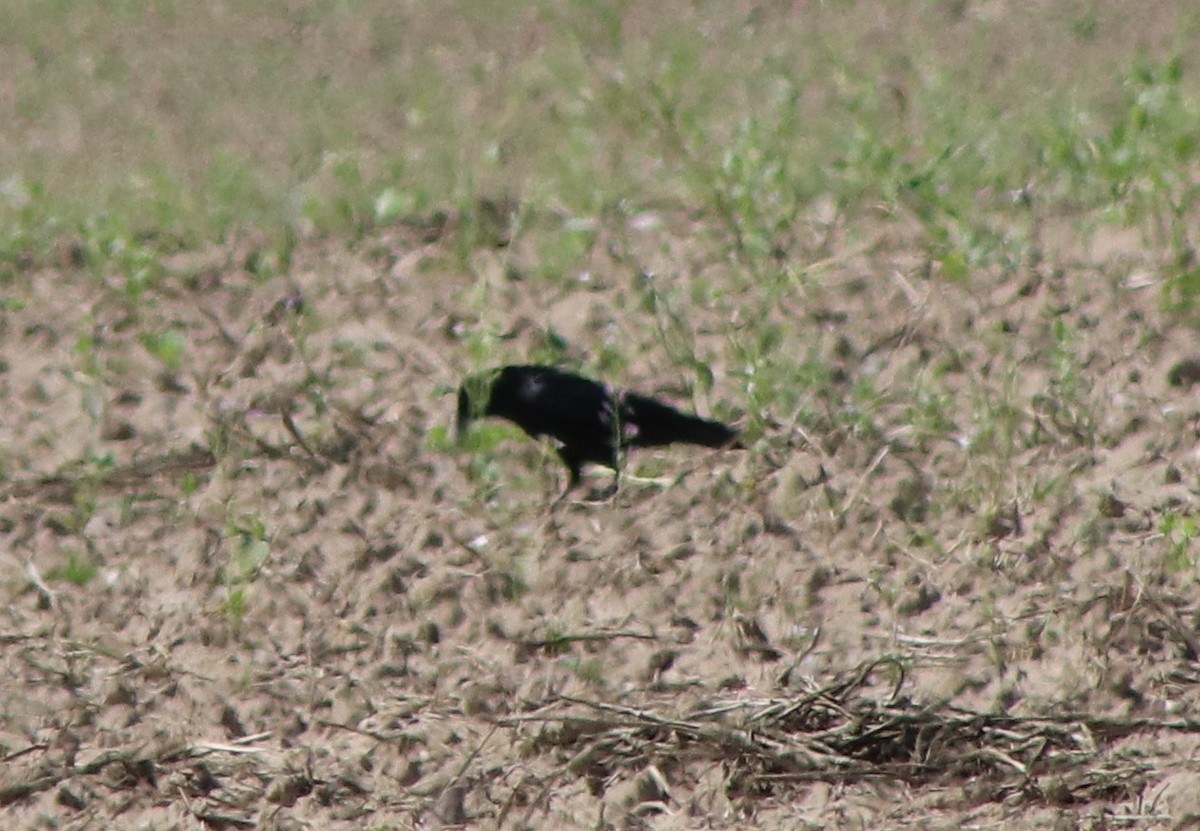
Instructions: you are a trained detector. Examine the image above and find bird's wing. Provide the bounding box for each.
[517,371,614,437]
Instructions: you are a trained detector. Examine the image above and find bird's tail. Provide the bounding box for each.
[618,393,738,448]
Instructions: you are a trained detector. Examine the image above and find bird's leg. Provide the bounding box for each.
[550,450,583,507]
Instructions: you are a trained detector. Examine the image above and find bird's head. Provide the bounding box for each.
[455,368,502,443]
[455,384,473,443]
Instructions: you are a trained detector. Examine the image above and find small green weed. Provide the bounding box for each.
[140,328,188,373]
[217,514,271,630]
[227,514,270,582]
[46,550,99,588]
[223,586,250,630]
[1160,510,1199,572]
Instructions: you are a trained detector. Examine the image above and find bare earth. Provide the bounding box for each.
[3,212,1200,830]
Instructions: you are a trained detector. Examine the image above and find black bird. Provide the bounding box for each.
[456,364,739,491]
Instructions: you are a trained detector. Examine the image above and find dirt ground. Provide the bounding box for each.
[3,210,1200,830]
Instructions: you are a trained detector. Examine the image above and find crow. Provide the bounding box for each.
[456,364,739,491]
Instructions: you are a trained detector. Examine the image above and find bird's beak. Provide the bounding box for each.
[455,386,472,444]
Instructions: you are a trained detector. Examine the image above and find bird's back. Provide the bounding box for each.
[487,365,619,465]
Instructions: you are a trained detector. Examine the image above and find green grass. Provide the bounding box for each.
[1,4,1196,270]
